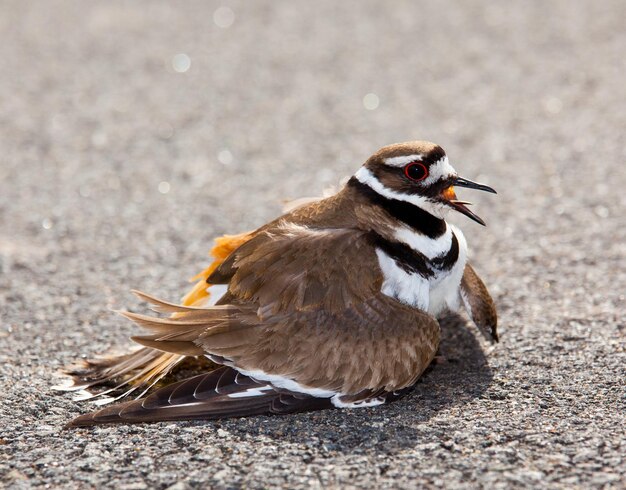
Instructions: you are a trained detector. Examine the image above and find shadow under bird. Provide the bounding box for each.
[55,141,498,427]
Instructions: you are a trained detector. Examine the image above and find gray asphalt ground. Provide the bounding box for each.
[1,1,624,488]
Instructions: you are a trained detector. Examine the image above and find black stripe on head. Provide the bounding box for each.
[348,178,447,239]
[367,232,433,278]
[422,145,446,167]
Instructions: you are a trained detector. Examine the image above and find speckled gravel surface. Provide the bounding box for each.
[1,1,625,488]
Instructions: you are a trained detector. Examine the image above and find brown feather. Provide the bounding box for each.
[461,263,498,342]
[130,337,206,356]
[66,367,335,428]
[59,150,464,418]
[120,222,441,396]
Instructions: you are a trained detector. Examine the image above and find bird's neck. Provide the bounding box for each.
[346,175,448,240]
[344,173,465,314]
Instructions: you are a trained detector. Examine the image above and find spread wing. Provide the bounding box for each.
[128,223,441,395]
[66,224,441,426]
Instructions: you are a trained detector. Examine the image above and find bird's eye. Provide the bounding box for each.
[404,162,428,182]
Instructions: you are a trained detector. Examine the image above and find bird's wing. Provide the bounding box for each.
[66,366,334,428]
[126,223,441,396]
[54,232,256,400]
[460,263,498,342]
[208,222,385,313]
[66,224,440,426]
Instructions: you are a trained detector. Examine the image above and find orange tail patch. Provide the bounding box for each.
[180,232,253,307]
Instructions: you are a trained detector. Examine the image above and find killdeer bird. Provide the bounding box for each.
[58,141,498,427]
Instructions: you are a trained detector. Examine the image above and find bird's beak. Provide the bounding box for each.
[454,177,498,195]
[441,177,497,226]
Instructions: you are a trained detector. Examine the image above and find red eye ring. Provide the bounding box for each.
[404,162,429,182]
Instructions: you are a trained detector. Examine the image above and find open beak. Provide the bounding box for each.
[442,177,497,226]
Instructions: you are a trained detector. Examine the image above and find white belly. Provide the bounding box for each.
[376,249,431,310]
[427,225,467,317]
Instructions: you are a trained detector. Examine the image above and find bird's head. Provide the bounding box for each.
[357,141,497,225]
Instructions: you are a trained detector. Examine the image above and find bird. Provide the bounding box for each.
[56,141,498,428]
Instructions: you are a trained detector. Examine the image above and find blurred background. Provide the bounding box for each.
[1,1,624,488]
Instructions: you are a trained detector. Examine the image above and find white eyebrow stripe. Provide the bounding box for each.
[383,154,423,167]
[421,156,456,186]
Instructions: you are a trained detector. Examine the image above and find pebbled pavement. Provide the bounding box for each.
[0,1,624,488]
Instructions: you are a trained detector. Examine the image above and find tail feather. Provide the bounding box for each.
[116,309,228,332]
[55,348,164,390]
[81,351,185,405]
[53,348,189,401]
[66,367,333,427]
[122,300,251,356]
[54,231,254,403]
[131,290,214,314]
[130,337,205,356]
